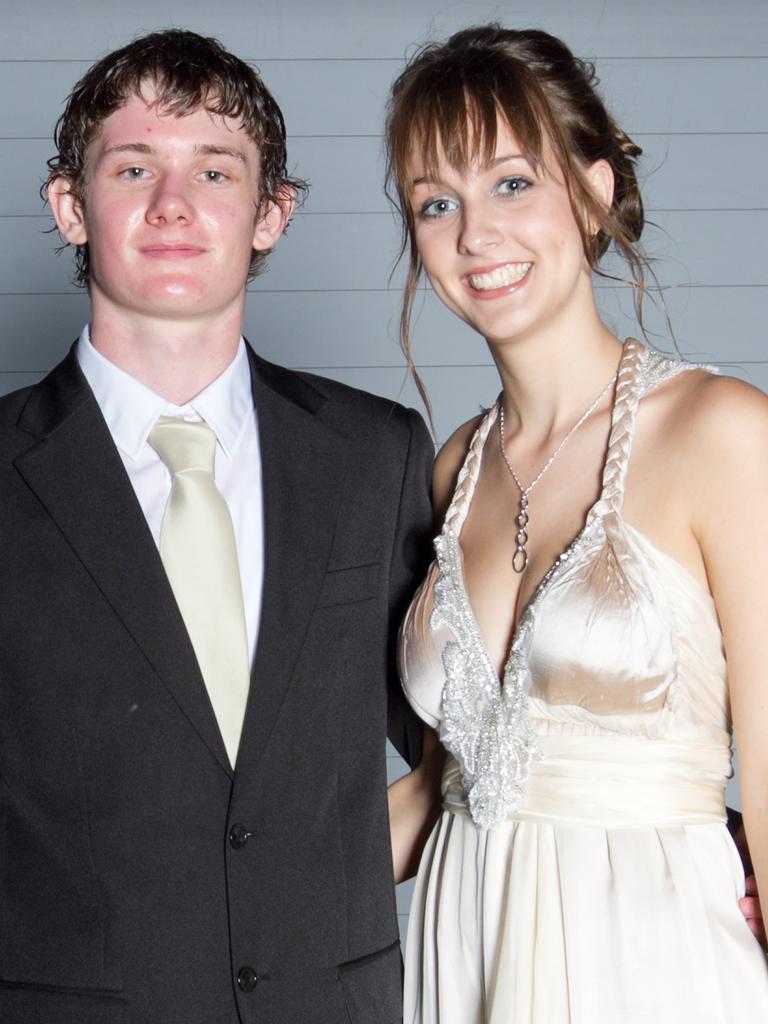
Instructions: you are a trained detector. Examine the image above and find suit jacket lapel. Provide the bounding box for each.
[13,351,232,777]
[238,349,350,775]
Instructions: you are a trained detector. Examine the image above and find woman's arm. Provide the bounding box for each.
[388,417,483,884]
[388,725,445,884]
[692,376,768,919]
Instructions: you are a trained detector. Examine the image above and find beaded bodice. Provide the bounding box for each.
[398,340,728,830]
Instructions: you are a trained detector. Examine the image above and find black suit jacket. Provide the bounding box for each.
[0,344,434,1024]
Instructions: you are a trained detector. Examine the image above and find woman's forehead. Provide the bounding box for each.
[404,113,542,178]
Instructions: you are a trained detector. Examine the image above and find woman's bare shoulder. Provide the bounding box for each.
[662,368,768,453]
[432,413,486,524]
[651,368,768,512]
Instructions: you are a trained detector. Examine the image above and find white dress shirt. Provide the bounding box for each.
[76,326,263,666]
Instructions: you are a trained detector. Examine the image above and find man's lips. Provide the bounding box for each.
[462,260,533,299]
[139,245,207,259]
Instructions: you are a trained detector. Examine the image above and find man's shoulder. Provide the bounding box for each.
[0,382,52,471]
[252,353,431,446]
[296,367,408,425]
[0,381,40,431]
[0,348,84,442]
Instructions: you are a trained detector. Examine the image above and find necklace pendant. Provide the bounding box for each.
[512,495,529,573]
[497,368,618,579]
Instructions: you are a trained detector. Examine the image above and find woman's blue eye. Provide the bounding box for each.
[420,196,459,219]
[497,176,532,198]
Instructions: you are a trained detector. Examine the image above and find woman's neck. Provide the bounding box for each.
[489,316,624,446]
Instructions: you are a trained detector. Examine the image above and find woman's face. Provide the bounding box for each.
[406,118,612,348]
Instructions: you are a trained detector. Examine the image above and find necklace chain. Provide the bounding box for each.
[498,371,618,573]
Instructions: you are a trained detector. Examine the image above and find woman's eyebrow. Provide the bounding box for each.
[411,152,529,185]
[486,153,527,167]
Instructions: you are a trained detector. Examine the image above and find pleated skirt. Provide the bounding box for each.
[403,811,768,1023]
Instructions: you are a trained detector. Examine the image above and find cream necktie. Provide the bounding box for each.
[148,416,250,768]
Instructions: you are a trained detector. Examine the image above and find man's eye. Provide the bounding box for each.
[120,167,148,180]
[419,196,459,219]
[202,170,227,183]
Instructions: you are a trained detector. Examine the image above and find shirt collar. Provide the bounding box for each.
[76,325,253,462]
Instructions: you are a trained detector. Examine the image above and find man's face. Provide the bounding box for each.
[53,90,284,326]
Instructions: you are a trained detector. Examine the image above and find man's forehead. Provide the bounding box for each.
[92,91,256,155]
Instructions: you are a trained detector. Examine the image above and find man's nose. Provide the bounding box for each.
[146,175,195,225]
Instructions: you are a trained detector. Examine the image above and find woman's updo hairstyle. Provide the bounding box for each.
[385,24,647,413]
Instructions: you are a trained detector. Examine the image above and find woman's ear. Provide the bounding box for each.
[585,159,615,219]
[48,177,88,246]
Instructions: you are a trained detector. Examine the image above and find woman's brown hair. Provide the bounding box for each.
[385,25,647,418]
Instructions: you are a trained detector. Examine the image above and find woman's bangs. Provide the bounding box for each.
[404,76,546,184]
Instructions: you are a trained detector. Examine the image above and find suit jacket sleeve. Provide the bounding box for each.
[386,406,434,769]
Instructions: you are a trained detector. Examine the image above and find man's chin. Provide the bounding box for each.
[93,285,227,320]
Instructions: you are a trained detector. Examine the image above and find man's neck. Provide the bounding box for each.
[88,307,245,405]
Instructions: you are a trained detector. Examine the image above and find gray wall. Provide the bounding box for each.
[2,0,766,939]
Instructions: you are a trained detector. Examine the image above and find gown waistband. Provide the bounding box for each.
[441,735,730,828]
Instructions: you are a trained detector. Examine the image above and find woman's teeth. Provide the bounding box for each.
[468,262,532,290]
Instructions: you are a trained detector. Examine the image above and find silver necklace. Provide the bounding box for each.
[498,372,618,573]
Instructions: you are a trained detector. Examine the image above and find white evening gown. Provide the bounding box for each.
[398,339,768,1023]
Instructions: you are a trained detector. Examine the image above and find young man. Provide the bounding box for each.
[0,30,433,1024]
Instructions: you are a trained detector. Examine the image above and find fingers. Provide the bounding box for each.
[740,896,761,918]
[739,894,767,944]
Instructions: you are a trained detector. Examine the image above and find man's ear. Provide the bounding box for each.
[48,176,88,246]
[253,185,297,250]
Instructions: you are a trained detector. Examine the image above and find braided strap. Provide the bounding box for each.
[598,338,645,515]
[598,339,715,516]
[443,404,499,536]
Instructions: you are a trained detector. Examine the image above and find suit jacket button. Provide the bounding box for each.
[237,966,258,992]
[229,823,250,849]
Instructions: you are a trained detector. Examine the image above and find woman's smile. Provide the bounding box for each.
[463,260,533,296]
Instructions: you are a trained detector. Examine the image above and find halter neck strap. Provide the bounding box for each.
[590,339,709,518]
[442,405,498,537]
[591,337,646,517]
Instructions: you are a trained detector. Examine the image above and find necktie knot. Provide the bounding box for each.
[148,416,217,476]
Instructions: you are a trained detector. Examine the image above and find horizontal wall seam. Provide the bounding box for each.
[3,131,767,142]
[0,55,766,63]
[5,208,768,220]
[2,284,766,297]
[5,361,768,374]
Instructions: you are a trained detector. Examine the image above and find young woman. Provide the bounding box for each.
[385,25,768,1022]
